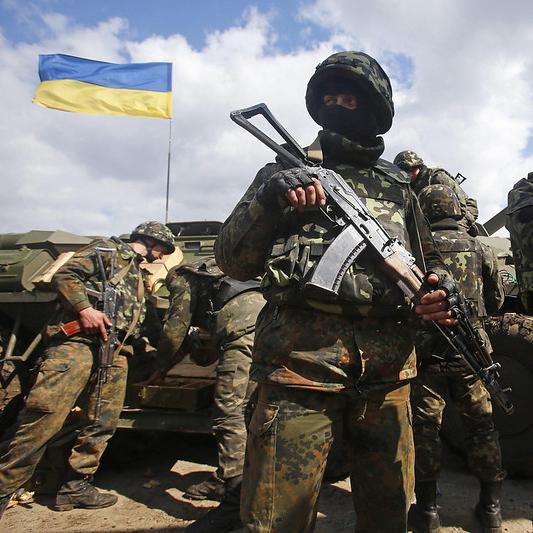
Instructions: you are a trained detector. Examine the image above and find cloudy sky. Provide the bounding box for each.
[1,0,532,236]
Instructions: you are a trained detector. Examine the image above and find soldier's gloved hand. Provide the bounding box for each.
[256,168,325,211]
[415,273,458,326]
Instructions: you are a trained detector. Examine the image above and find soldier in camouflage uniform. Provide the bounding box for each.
[506,172,533,313]
[409,185,505,533]
[215,51,457,533]
[146,257,264,505]
[0,221,175,520]
[393,150,479,235]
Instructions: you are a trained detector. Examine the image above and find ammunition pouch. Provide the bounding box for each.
[263,212,410,310]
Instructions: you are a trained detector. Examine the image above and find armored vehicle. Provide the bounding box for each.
[1,216,532,480]
[0,223,222,438]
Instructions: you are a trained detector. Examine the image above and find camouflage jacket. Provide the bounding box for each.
[215,131,451,390]
[413,166,478,231]
[156,259,262,371]
[416,220,504,367]
[50,237,147,343]
[506,172,533,312]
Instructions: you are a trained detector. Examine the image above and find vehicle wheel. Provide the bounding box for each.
[441,312,533,477]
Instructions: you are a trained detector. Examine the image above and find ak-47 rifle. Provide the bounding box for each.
[93,248,120,423]
[230,103,514,415]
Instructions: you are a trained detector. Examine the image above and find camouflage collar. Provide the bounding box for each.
[317,130,384,167]
[110,236,140,262]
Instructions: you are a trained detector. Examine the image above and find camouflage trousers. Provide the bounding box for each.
[411,368,505,483]
[212,291,263,480]
[241,382,414,533]
[0,340,128,497]
[212,330,256,480]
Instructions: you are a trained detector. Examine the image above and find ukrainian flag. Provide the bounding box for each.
[33,54,172,119]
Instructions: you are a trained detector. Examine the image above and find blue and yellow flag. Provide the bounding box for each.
[33,54,172,119]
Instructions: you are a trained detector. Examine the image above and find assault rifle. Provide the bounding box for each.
[230,103,514,415]
[93,248,120,423]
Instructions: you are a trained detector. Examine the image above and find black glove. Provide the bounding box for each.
[256,167,316,210]
[424,272,462,310]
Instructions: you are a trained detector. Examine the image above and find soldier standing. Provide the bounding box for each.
[394,150,479,235]
[215,51,456,533]
[506,172,533,313]
[410,185,505,533]
[0,221,175,520]
[145,257,264,506]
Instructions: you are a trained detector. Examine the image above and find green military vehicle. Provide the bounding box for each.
[0,222,222,438]
[1,215,533,480]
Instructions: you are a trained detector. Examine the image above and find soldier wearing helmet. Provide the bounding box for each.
[0,220,174,520]
[394,149,479,235]
[215,51,456,532]
[411,185,505,533]
[506,172,533,313]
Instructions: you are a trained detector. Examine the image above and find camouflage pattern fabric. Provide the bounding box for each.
[418,183,462,222]
[411,208,505,487]
[212,293,263,479]
[241,382,413,533]
[393,150,424,170]
[306,51,394,133]
[50,237,146,338]
[411,370,505,483]
[0,237,147,497]
[130,220,176,254]
[506,172,533,313]
[157,261,264,480]
[215,130,449,391]
[412,165,478,232]
[215,105,452,530]
[0,342,128,496]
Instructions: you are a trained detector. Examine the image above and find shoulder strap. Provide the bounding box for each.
[375,158,411,184]
[113,264,145,356]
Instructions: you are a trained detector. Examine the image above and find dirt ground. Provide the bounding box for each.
[2,432,532,533]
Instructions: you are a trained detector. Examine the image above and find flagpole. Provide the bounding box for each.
[165,118,172,224]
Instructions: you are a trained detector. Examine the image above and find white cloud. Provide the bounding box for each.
[301,0,533,223]
[1,1,533,238]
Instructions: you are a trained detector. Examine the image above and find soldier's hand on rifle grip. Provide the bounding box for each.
[257,168,326,211]
[287,178,326,212]
[414,273,458,326]
[79,307,111,342]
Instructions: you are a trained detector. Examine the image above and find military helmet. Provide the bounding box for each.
[418,184,462,223]
[305,51,394,134]
[131,221,176,254]
[393,150,424,170]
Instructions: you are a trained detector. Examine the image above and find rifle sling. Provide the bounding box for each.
[103,259,145,357]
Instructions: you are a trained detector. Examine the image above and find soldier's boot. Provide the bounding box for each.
[184,472,228,501]
[55,476,118,511]
[0,493,13,521]
[475,481,503,533]
[185,478,243,532]
[408,481,441,533]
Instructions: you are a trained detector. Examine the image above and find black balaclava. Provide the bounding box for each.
[317,79,379,144]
